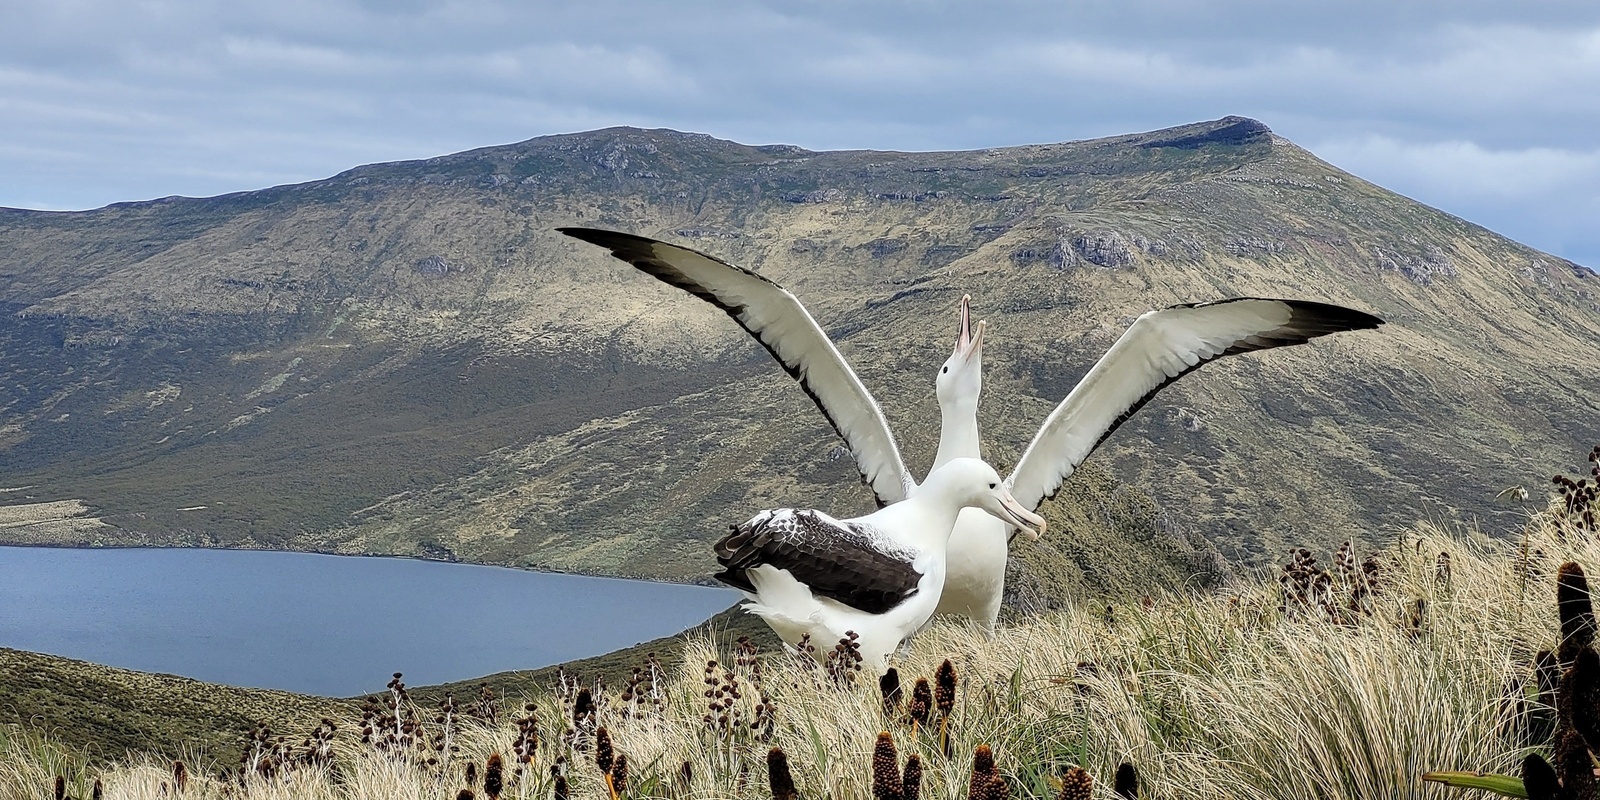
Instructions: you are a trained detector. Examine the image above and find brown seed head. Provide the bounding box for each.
[92,779,103,800]
[1113,762,1139,799]
[768,746,798,800]
[901,754,923,800]
[873,732,902,800]
[968,745,998,800]
[610,754,629,795]
[1558,562,1596,663]
[909,678,932,726]
[1556,726,1597,798]
[574,688,595,726]
[880,668,903,715]
[986,774,1010,800]
[1058,766,1093,800]
[1568,646,1600,751]
[972,744,995,775]
[173,760,188,791]
[935,659,958,717]
[54,776,65,800]
[553,774,569,800]
[1524,753,1562,800]
[595,726,614,774]
[484,753,504,800]
[456,791,476,800]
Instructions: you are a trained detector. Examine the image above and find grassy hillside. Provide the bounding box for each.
[2,116,1597,592]
[6,488,1597,799]
[0,648,350,762]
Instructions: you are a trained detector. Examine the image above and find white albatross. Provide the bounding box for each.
[713,456,1046,673]
[559,227,1384,630]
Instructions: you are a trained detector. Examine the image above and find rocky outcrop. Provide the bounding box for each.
[1140,116,1273,149]
[1011,230,1140,270]
[1372,244,1456,284]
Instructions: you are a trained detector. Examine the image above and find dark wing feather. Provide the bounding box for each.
[713,511,922,615]
[559,227,915,507]
[1007,298,1382,511]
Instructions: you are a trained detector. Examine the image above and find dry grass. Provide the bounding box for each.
[5,504,1594,799]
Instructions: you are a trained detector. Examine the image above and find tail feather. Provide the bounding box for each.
[740,566,822,644]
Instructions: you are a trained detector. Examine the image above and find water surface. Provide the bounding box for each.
[0,546,737,696]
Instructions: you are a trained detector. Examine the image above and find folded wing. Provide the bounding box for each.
[1006,298,1383,512]
[560,228,916,507]
[713,510,922,615]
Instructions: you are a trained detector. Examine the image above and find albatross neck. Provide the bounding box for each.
[887,461,984,549]
[930,398,982,473]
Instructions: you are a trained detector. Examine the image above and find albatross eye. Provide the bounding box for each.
[942,366,949,374]
[988,482,996,489]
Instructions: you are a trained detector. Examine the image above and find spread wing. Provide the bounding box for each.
[713,510,922,614]
[1007,298,1383,512]
[559,228,916,507]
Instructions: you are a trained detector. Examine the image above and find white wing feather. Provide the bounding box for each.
[1006,298,1381,512]
[561,228,917,506]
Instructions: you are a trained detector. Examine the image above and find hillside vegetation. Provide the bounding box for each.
[0,607,779,766]
[0,648,352,761]
[3,117,1597,596]
[7,464,1599,799]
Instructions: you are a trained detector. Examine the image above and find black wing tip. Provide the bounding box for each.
[1185,296,1384,332]
[557,226,655,250]
[712,569,756,594]
[1278,299,1385,331]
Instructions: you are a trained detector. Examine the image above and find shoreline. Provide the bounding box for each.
[0,536,724,588]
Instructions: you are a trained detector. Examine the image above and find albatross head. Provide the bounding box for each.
[935,295,985,411]
[924,457,1047,541]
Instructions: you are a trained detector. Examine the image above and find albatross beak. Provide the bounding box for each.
[954,294,973,353]
[953,295,984,362]
[997,488,1046,541]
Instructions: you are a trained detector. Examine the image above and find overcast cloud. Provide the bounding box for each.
[3,0,1597,266]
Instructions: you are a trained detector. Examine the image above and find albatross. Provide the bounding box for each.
[714,456,1045,673]
[559,227,1383,630]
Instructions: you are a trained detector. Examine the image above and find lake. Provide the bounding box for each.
[0,545,739,697]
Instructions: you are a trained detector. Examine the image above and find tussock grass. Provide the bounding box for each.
[5,507,1594,799]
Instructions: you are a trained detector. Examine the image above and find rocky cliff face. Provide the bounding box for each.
[3,117,1597,601]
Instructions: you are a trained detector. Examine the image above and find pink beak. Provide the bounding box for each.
[954,295,985,360]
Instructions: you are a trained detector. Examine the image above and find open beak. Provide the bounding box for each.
[997,489,1046,541]
[953,295,984,362]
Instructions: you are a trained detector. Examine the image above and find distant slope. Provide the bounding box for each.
[0,648,348,762]
[2,116,1596,595]
[0,609,764,762]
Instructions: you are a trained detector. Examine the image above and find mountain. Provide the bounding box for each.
[3,117,1597,600]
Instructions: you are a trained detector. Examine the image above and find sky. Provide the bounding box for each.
[4,1,1598,268]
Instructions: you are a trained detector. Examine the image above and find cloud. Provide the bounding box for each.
[1312,136,1600,201]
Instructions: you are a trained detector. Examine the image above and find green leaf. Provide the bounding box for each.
[1421,771,1528,798]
